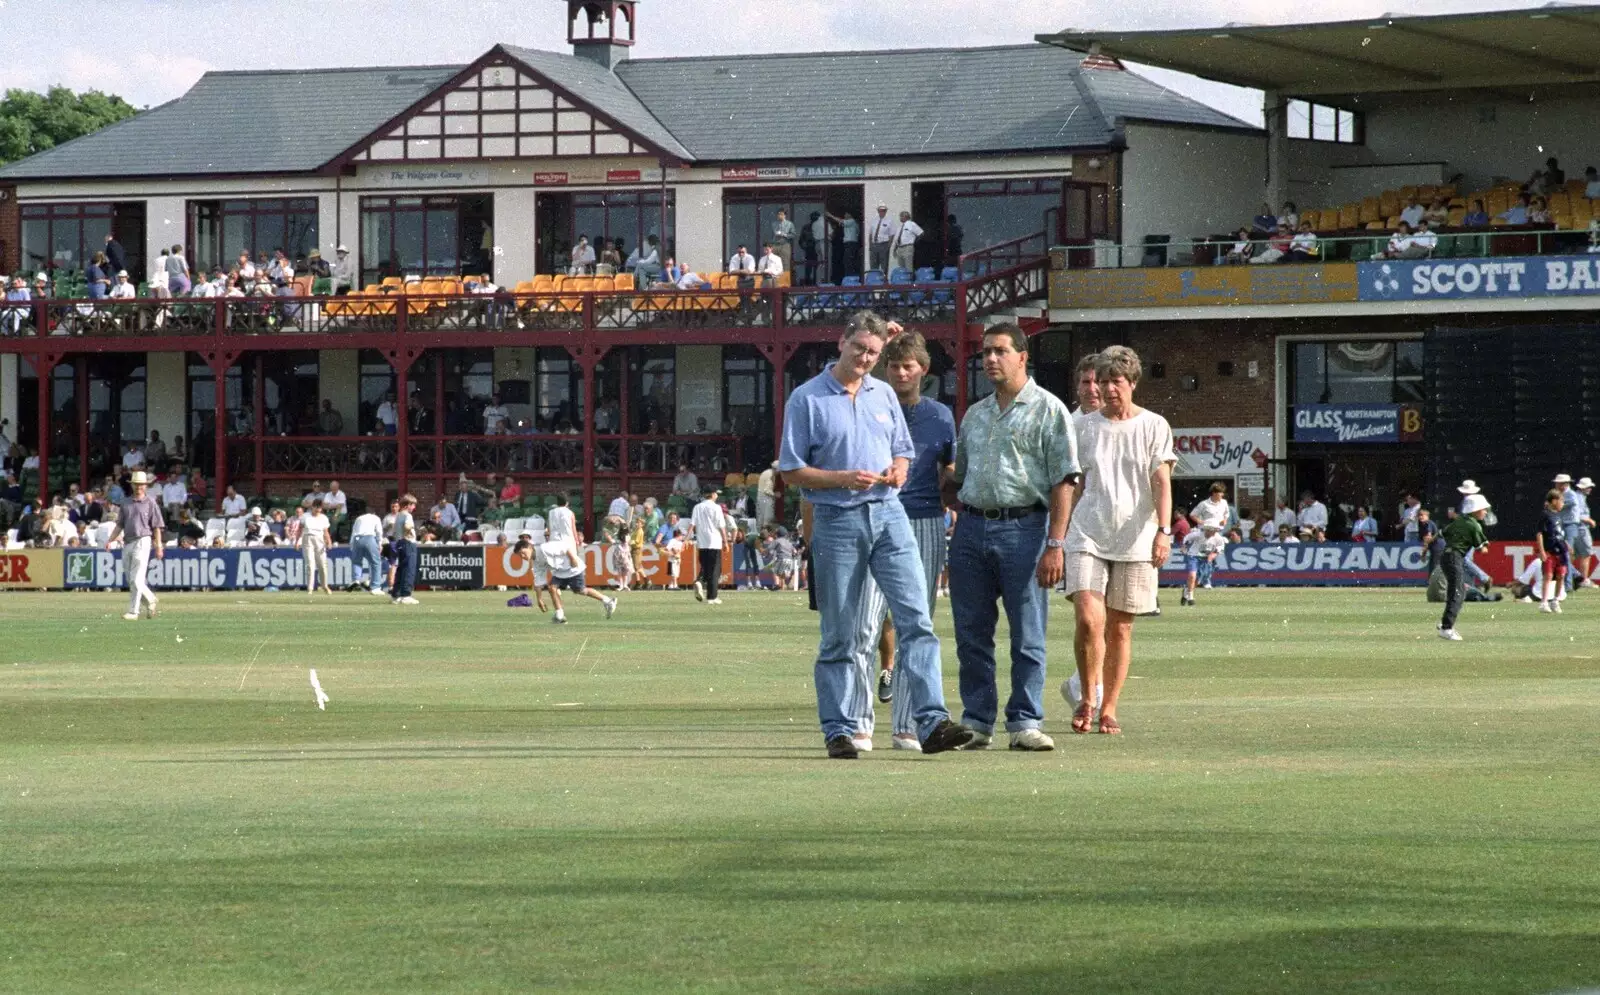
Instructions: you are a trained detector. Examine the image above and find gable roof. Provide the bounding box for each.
[614,44,1255,161]
[0,65,462,181]
[0,42,1253,182]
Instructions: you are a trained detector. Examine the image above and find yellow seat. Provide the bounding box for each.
[1447,207,1467,226]
[380,276,403,291]
[724,472,745,488]
[1365,221,1387,230]
[1385,215,1402,228]
[1358,197,1381,224]
[611,272,634,292]
[1338,206,1360,229]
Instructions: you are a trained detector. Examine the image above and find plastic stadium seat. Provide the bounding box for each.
[863,270,885,286]
[479,528,502,546]
[502,517,524,536]
[888,268,914,284]
[914,266,936,283]
[940,266,959,282]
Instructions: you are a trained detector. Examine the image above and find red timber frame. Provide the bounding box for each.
[2,260,1047,525]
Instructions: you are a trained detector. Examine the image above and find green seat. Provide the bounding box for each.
[311,277,333,295]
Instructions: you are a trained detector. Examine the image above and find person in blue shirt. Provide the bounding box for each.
[1463,199,1490,227]
[85,252,111,299]
[1553,473,1594,590]
[1537,488,1571,611]
[1496,194,1530,225]
[856,329,958,752]
[779,310,972,759]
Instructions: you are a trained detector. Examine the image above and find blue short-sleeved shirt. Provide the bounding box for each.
[779,365,914,508]
[1559,488,1587,526]
[898,397,956,519]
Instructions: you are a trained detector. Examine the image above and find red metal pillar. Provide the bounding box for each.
[35,354,55,505]
[252,358,265,498]
[433,357,445,503]
[954,282,970,420]
[618,346,630,499]
[75,358,89,491]
[581,354,596,535]
[769,342,792,525]
[214,366,228,498]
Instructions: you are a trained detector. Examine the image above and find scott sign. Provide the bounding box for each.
[1360,255,1600,302]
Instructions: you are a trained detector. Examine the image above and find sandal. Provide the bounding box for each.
[1098,714,1122,735]
[1071,702,1094,734]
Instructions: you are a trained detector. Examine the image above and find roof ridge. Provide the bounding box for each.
[199,63,466,78]
[619,42,1063,66]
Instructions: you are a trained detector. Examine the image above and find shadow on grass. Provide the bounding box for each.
[858,928,1600,995]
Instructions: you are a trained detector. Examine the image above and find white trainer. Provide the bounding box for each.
[707,598,723,605]
[399,596,420,605]
[122,612,140,621]
[851,735,873,752]
[964,730,992,750]
[891,734,922,752]
[1541,601,1555,613]
[1010,728,1056,751]
[693,581,705,602]
[1554,600,1563,613]
[1437,627,1463,641]
[603,597,617,619]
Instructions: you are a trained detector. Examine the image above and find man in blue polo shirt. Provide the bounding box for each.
[779,311,973,759]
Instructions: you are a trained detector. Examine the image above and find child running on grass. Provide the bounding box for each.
[1180,522,1226,607]
[1537,489,1571,614]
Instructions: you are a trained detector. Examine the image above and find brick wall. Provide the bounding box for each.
[0,186,18,275]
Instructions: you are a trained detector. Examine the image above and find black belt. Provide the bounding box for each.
[963,503,1045,521]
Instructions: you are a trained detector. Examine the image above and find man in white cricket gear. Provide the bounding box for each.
[349,507,386,594]
[540,528,616,623]
[105,470,165,619]
[690,486,728,604]
[300,498,333,595]
[1062,346,1175,736]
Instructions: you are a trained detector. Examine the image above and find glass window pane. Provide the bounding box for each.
[1294,343,1326,406]
[51,218,82,270]
[425,208,457,274]
[286,210,318,261]
[1287,99,1311,139]
[1325,341,1394,404]
[1312,104,1336,142]
[361,205,392,284]
[394,210,425,275]
[256,213,285,257]
[223,213,254,264]
[21,220,49,273]
[1338,109,1357,143]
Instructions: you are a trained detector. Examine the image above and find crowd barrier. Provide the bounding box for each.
[1158,541,1428,586]
[15,543,731,592]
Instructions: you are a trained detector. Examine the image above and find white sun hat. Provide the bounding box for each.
[1461,494,1491,515]
[1457,479,1480,494]
[1554,473,1574,484]
[129,470,153,485]
[1579,477,1595,490]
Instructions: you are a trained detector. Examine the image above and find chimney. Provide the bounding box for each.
[568,0,637,71]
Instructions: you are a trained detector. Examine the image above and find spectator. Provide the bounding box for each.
[1401,492,1423,541]
[1411,220,1439,256]
[1223,227,1254,265]
[656,510,683,543]
[1296,491,1328,533]
[1237,508,1257,541]
[756,244,784,286]
[891,210,922,274]
[148,249,170,300]
[268,249,294,288]
[240,506,266,543]
[143,431,168,471]
[1586,166,1600,200]
[633,235,662,286]
[728,243,757,279]
[160,470,188,516]
[104,233,127,275]
[801,211,825,285]
[500,475,522,504]
[569,235,596,276]
[1528,195,1552,225]
[122,441,145,470]
[104,474,124,506]
[85,252,112,299]
[1251,202,1278,233]
[1423,197,1451,228]
[332,245,356,295]
[674,263,707,291]
[771,209,796,276]
[376,392,399,436]
[3,277,30,336]
[1382,221,1424,259]
[165,243,191,295]
[268,508,288,539]
[1463,199,1489,227]
[482,392,509,436]
[868,203,897,274]
[596,239,622,277]
[109,270,135,299]
[172,436,188,465]
[672,464,699,498]
[1528,156,1564,195]
[316,399,343,436]
[431,495,461,533]
[302,481,325,508]
[1284,221,1320,262]
[1399,197,1425,228]
[1248,225,1293,265]
[1277,201,1300,230]
[322,480,348,519]
[692,416,711,434]
[607,489,631,522]
[306,248,331,283]
[1497,194,1530,225]
[220,485,247,518]
[1350,506,1378,542]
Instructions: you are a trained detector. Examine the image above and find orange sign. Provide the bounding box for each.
[0,548,64,589]
[482,542,728,588]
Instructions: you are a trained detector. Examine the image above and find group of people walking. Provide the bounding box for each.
[779,310,1175,758]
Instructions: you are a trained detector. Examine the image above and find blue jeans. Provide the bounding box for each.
[948,510,1048,734]
[811,500,950,743]
[1463,548,1490,587]
[392,540,417,597]
[351,534,383,590]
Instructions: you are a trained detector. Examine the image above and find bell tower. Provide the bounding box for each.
[568,1,637,72]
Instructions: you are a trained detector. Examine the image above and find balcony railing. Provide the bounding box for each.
[1088,223,1592,269]
[0,261,1051,341]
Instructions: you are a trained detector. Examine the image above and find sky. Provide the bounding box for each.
[0,0,1562,127]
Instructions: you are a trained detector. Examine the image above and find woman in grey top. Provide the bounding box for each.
[165,244,191,295]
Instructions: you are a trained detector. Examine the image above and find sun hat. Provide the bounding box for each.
[1554,473,1574,484]
[1461,494,1492,515]
[1579,477,1595,490]
[129,470,152,485]
[1457,479,1480,494]
[250,506,262,516]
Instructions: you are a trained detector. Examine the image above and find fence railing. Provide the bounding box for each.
[1088,223,1595,269]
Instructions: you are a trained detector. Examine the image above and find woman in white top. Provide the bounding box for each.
[1350,506,1379,543]
[1189,481,1231,531]
[300,498,333,594]
[1062,346,1175,736]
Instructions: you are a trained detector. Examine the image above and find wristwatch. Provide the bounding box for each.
[1158,526,1172,536]
[1045,537,1065,549]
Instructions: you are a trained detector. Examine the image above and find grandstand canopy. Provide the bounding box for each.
[1037,3,1600,99]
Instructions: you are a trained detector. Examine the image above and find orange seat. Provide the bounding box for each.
[611,272,634,292]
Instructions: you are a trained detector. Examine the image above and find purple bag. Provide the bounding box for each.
[506,593,533,608]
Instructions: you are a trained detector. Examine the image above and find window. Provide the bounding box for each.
[634,347,675,434]
[571,191,675,268]
[189,199,319,275]
[359,351,397,435]
[1286,100,1362,144]
[1291,341,1420,406]
[359,195,494,286]
[20,203,113,276]
[535,349,583,430]
[259,352,320,436]
[946,178,1067,256]
[722,347,771,442]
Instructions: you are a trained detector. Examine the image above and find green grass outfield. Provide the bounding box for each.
[2,587,1598,994]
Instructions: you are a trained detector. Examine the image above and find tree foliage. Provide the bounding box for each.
[0,87,140,167]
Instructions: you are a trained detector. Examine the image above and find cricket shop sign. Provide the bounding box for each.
[1157,542,1428,586]
[1291,404,1422,443]
[1172,428,1271,478]
[1359,255,1600,302]
[64,548,363,591]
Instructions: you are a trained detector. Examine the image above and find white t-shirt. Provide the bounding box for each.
[322,489,348,514]
[1272,506,1297,531]
[376,402,398,429]
[547,505,577,545]
[162,481,188,506]
[301,512,330,544]
[1191,496,1230,529]
[1064,409,1176,562]
[122,449,144,468]
[220,493,247,516]
[483,404,509,434]
[1298,501,1329,529]
[350,512,383,539]
[691,499,726,550]
[607,496,632,521]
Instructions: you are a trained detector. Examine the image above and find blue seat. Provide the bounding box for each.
[915,266,937,283]
[939,266,959,282]
[863,270,885,285]
[888,268,914,284]
[840,275,862,308]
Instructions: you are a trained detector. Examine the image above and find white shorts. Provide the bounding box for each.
[1063,551,1159,616]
